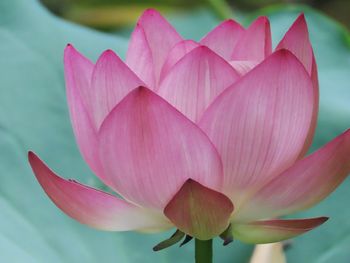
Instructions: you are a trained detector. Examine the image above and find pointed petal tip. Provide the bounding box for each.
[102,49,116,56]
[131,86,152,99]
[291,13,308,32]
[297,13,307,23]
[96,49,117,61]
[273,49,309,69]
[186,178,195,183]
[275,12,312,76]
[255,16,270,25]
[261,49,310,75]
[139,8,163,21]
[63,43,86,62]
[152,245,164,252]
[97,85,153,132]
[64,43,77,53]
[275,48,293,56]
[293,216,329,229]
[223,237,234,246]
[333,128,350,144]
[222,19,242,27]
[344,129,350,144]
[152,230,186,251]
[28,151,36,163]
[179,235,193,246]
[64,45,73,57]
[319,216,329,224]
[190,45,232,59]
[28,152,57,183]
[190,45,213,54]
[143,8,159,14]
[275,48,303,62]
[183,43,242,64]
[134,85,152,95]
[186,39,198,45]
[199,18,244,60]
[231,15,271,61]
[28,151,40,164]
[144,7,159,14]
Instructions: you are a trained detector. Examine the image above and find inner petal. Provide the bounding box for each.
[229,60,258,76]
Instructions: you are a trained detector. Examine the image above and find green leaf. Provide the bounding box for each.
[0,1,349,262]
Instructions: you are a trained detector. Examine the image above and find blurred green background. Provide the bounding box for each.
[0,0,349,262]
[39,0,350,30]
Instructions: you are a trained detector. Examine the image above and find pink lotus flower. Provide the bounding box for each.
[29,9,350,245]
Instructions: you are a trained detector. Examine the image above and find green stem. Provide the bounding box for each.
[195,239,213,263]
[206,0,233,20]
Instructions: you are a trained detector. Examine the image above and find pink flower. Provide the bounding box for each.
[29,9,350,244]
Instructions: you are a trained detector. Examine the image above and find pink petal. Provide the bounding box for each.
[232,217,328,244]
[200,19,244,60]
[199,50,314,204]
[126,9,182,88]
[125,25,155,88]
[276,14,319,157]
[299,55,319,157]
[164,179,233,240]
[158,46,240,123]
[28,152,171,232]
[276,14,313,74]
[89,50,144,129]
[160,40,199,83]
[229,60,258,76]
[64,45,103,179]
[98,87,223,210]
[236,130,350,221]
[231,17,272,62]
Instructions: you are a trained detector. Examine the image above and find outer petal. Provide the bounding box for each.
[126,9,182,88]
[28,152,171,231]
[160,40,199,83]
[158,46,240,123]
[276,14,319,157]
[231,17,272,63]
[199,50,314,204]
[200,19,244,60]
[98,87,223,210]
[89,50,144,129]
[164,179,233,240]
[232,217,328,244]
[236,130,350,221]
[64,45,103,178]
